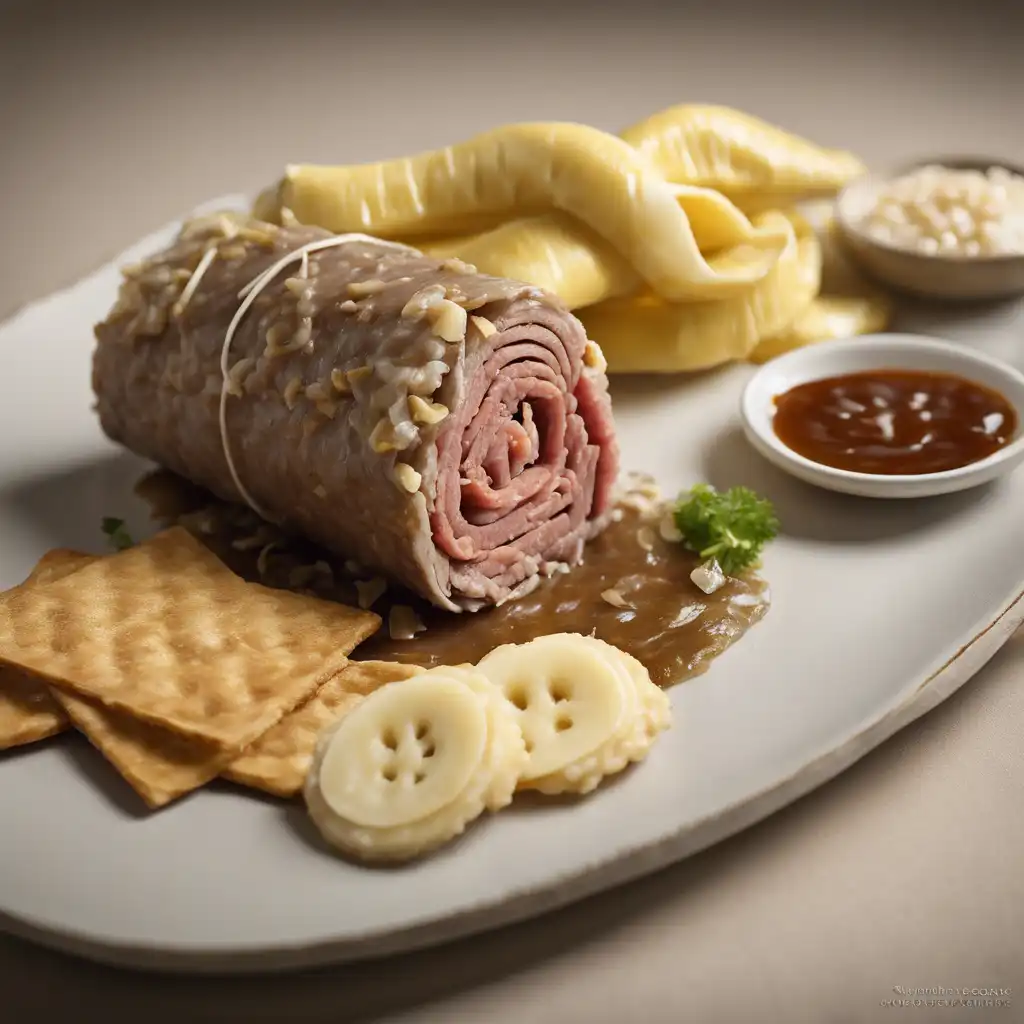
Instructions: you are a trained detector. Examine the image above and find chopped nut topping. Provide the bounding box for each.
[370,418,400,453]
[430,299,467,343]
[440,257,478,275]
[471,315,496,338]
[225,357,256,397]
[314,399,338,419]
[394,463,422,492]
[614,473,664,518]
[284,276,311,295]
[347,279,386,298]
[388,604,426,641]
[583,340,608,373]
[283,377,303,410]
[407,395,449,425]
[339,299,358,313]
[354,576,387,610]
[401,284,446,320]
[290,321,313,352]
[238,226,276,246]
[330,368,351,394]
[346,365,372,386]
[305,382,329,402]
[220,243,248,261]
[265,322,292,348]
[601,588,632,609]
[658,511,682,543]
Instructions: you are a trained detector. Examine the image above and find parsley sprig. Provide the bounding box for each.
[101,516,135,552]
[673,484,779,575]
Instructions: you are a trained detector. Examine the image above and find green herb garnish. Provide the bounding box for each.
[672,484,779,575]
[101,516,134,552]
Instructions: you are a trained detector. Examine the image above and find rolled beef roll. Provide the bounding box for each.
[93,214,619,610]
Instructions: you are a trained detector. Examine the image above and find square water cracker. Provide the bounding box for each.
[0,528,380,747]
[0,549,92,749]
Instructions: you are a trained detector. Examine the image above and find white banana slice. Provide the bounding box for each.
[477,632,644,795]
[305,664,526,863]
[522,636,671,795]
[433,664,529,812]
[605,644,673,746]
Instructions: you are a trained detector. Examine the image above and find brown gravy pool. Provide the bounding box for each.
[773,369,1017,476]
[136,471,769,687]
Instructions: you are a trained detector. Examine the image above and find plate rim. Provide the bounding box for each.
[1,202,1022,974]
[2,580,1021,975]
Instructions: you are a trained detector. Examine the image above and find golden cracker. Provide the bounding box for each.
[52,662,420,808]
[0,550,93,749]
[224,660,423,798]
[52,688,225,809]
[0,528,380,748]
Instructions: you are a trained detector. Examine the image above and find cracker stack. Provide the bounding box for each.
[0,530,418,808]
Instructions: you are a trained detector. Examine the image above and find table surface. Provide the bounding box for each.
[2,1,1022,1020]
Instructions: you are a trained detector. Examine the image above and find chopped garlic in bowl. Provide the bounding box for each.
[855,164,1024,259]
[834,158,1024,301]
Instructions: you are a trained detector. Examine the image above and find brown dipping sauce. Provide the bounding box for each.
[358,515,768,685]
[137,472,768,687]
[773,369,1018,476]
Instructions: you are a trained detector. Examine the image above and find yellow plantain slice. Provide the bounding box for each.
[749,294,892,364]
[419,183,788,310]
[620,104,865,204]
[266,123,792,301]
[579,211,822,373]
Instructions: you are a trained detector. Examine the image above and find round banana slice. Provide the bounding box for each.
[305,665,526,863]
[523,637,671,795]
[427,663,529,812]
[607,645,673,746]
[477,632,641,795]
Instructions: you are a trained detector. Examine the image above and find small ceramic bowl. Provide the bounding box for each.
[834,156,1024,301]
[740,333,1024,499]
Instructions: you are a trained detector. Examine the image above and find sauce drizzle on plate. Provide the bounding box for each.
[136,471,768,688]
[772,369,1018,476]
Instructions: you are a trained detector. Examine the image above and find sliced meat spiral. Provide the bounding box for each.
[92,215,619,610]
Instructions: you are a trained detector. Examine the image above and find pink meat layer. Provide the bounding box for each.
[431,309,618,601]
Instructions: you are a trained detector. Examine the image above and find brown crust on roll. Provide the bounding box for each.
[93,214,619,610]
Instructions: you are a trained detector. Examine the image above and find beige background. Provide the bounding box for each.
[2,1,1022,1020]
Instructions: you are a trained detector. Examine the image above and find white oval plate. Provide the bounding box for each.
[1,201,1023,973]
[741,333,1024,498]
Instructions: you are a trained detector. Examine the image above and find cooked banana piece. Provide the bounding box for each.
[305,665,526,863]
[750,294,891,363]
[524,637,672,795]
[420,187,788,310]
[749,212,893,363]
[620,104,865,203]
[266,123,789,300]
[603,642,673,744]
[477,632,661,796]
[580,210,822,372]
